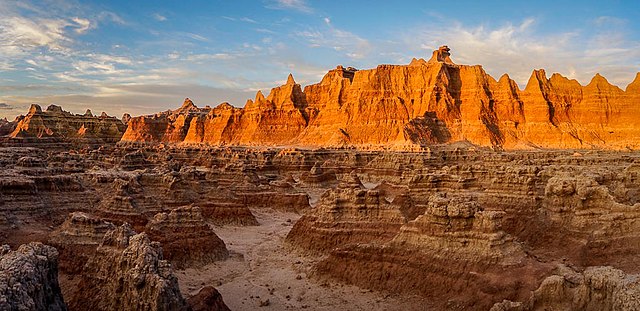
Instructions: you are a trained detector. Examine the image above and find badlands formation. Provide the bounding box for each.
[0,47,639,310]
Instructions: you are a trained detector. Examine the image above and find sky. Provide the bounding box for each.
[0,0,639,119]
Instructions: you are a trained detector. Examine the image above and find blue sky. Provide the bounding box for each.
[0,0,639,119]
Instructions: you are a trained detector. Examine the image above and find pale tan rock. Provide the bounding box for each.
[68,224,189,311]
[491,265,640,311]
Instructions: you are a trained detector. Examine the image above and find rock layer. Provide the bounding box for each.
[491,265,640,311]
[3,104,125,146]
[145,206,229,269]
[1,139,640,309]
[120,47,640,150]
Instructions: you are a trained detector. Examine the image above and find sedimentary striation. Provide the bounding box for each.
[284,149,640,309]
[2,144,640,309]
[1,104,126,147]
[47,212,116,274]
[145,206,229,269]
[120,47,640,150]
[491,265,640,311]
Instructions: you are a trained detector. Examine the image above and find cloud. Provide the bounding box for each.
[295,18,371,60]
[183,32,210,42]
[402,17,640,88]
[266,0,313,13]
[240,17,257,23]
[0,84,255,119]
[71,17,91,33]
[97,11,126,25]
[222,16,257,24]
[0,16,71,55]
[152,13,167,22]
[0,3,113,59]
[185,53,237,61]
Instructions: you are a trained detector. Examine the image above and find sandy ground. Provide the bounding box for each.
[177,208,429,311]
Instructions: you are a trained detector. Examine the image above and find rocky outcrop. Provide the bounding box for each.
[123,77,309,146]
[145,206,229,269]
[427,45,455,64]
[187,286,231,311]
[0,118,15,136]
[531,171,640,271]
[0,243,67,311]
[286,172,407,253]
[491,265,640,311]
[311,194,552,310]
[118,47,640,150]
[67,224,189,311]
[3,104,126,146]
[47,212,115,274]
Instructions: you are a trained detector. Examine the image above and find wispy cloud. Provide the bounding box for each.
[266,0,313,13]
[0,16,72,55]
[97,11,126,25]
[402,16,640,87]
[295,17,371,60]
[222,16,258,24]
[152,13,167,22]
[0,84,255,118]
[71,17,92,34]
[182,32,210,42]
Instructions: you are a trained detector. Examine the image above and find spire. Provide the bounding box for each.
[286,73,295,85]
[427,45,455,65]
[181,98,195,109]
[255,90,265,102]
[524,69,547,92]
[626,72,640,93]
[28,104,42,115]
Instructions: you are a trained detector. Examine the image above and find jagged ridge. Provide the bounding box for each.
[120,46,640,150]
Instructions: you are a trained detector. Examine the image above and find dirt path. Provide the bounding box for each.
[177,209,428,310]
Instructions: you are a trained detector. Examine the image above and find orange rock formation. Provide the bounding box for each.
[121,46,640,150]
[8,104,126,144]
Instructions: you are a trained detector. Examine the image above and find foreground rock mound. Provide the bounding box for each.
[68,224,188,311]
[187,286,231,311]
[145,206,229,269]
[47,212,115,274]
[0,243,67,311]
[287,173,406,253]
[492,265,640,311]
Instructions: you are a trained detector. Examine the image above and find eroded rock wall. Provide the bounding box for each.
[119,47,640,150]
[0,243,67,311]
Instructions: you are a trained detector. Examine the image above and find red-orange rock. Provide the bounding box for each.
[7,104,125,145]
[119,47,640,150]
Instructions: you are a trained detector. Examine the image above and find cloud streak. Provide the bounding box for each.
[266,0,313,13]
[296,17,371,60]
